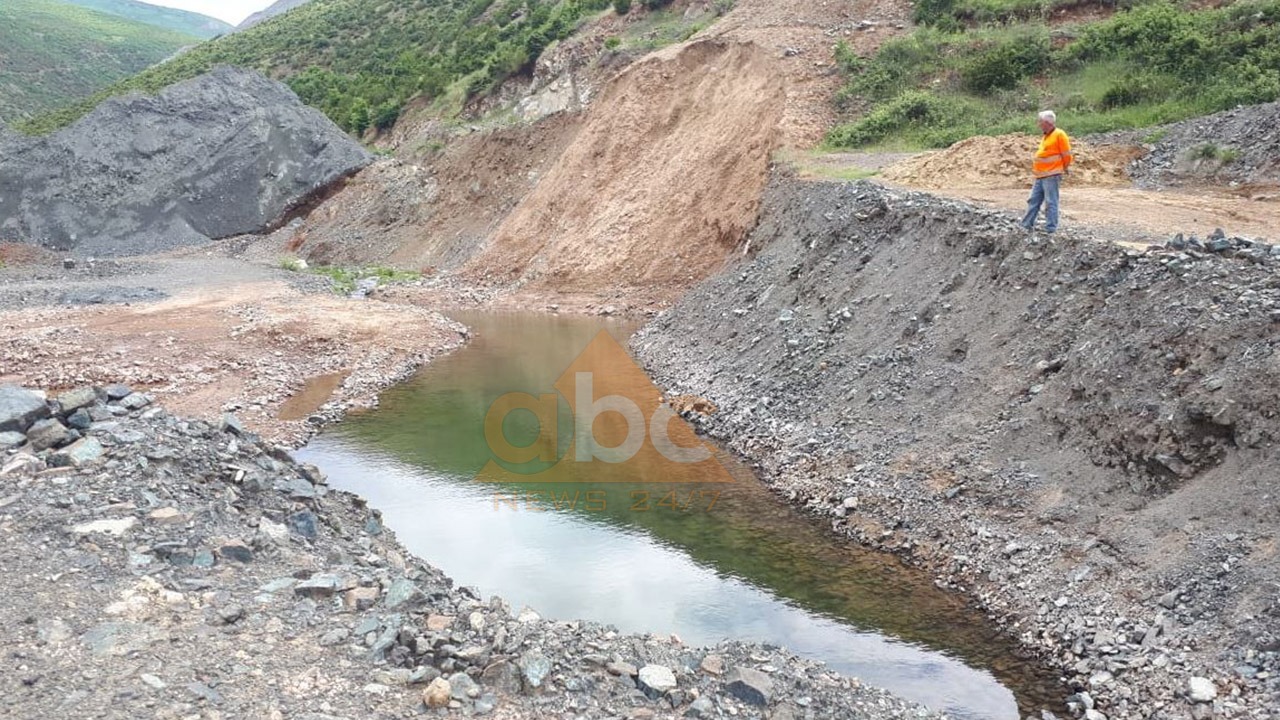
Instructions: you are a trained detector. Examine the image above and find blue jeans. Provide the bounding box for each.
[1021,174,1061,233]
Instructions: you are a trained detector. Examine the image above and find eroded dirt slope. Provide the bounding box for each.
[463,40,785,296]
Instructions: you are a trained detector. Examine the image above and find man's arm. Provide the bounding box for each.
[1061,132,1074,174]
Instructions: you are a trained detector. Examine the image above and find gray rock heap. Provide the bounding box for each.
[0,66,371,256]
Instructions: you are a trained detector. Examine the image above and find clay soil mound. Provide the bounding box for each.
[463,39,785,296]
[881,134,1145,190]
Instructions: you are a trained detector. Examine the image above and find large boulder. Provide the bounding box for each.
[0,66,371,256]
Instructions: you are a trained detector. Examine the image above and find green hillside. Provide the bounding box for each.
[18,0,632,136]
[61,0,233,39]
[828,0,1280,149]
[0,0,199,124]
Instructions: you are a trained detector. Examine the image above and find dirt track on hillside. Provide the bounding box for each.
[822,139,1280,245]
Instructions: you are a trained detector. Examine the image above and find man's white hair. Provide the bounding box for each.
[1039,110,1057,124]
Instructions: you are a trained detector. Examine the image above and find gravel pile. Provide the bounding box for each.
[0,66,371,257]
[0,383,945,719]
[1120,101,1280,189]
[633,177,1280,720]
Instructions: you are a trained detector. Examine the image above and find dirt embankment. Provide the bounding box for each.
[257,0,915,310]
[462,40,784,296]
[634,177,1280,719]
[879,133,1144,190]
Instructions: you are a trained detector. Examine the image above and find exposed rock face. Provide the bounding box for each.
[0,66,371,256]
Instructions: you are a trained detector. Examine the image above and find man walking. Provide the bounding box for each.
[1021,110,1073,234]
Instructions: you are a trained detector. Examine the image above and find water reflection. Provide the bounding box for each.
[297,311,1061,719]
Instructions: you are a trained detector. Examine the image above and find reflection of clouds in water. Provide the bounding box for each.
[300,439,1017,720]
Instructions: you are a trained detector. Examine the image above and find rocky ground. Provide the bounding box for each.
[633,177,1280,720]
[0,252,466,445]
[0,384,947,720]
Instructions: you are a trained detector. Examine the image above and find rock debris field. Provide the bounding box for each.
[0,382,945,720]
[634,178,1280,720]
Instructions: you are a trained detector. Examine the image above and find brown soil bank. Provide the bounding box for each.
[633,177,1280,718]
[463,40,784,297]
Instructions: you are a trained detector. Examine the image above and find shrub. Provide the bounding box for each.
[613,0,632,15]
[827,90,976,147]
[372,100,401,131]
[959,30,1050,94]
[347,97,370,134]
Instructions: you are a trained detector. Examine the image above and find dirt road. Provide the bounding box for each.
[804,145,1280,247]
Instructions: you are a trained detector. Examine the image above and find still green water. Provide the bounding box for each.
[297,311,1063,719]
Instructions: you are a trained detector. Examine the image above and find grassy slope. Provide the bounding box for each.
[17,0,624,136]
[0,0,198,123]
[61,0,233,39]
[828,0,1280,149]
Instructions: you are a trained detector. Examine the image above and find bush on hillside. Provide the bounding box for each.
[828,0,1280,149]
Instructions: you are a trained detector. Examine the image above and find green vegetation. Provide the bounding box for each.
[0,0,199,123]
[279,256,309,272]
[61,0,232,38]
[18,0,623,136]
[310,265,422,294]
[1189,143,1240,165]
[829,0,1280,149]
[609,0,731,52]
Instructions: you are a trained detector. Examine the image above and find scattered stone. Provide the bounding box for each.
[637,665,678,698]
[139,673,166,690]
[686,696,715,717]
[426,614,455,631]
[608,661,638,677]
[65,408,92,430]
[220,413,246,436]
[26,418,71,451]
[119,393,151,410]
[384,577,427,610]
[700,654,725,676]
[423,677,451,708]
[0,385,49,433]
[448,672,480,700]
[295,574,344,599]
[287,510,318,539]
[518,651,551,691]
[1188,677,1217,702]
[724,666,774,707]
[104,384,133,400]
[72,517,138,536]
[0,431,27,449]
[56,387,99,414]
[147,507,188,525]
[217,540,253,563]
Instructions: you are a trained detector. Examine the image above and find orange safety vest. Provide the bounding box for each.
[1033,127,1073,178]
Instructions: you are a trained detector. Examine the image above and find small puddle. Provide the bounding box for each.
[278,371,347,421]
[297,312,1062,719]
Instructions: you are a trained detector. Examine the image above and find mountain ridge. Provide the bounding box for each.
[0,0,200,123]
[61,0,233,38]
